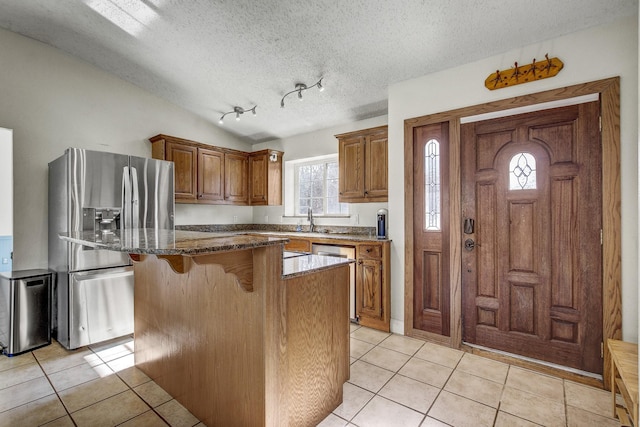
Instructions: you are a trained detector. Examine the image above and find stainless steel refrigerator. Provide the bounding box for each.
[48,148,174,349]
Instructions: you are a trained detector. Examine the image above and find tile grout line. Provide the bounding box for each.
[32,349,79,427]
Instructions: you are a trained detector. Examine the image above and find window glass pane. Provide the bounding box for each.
[509,152,537,190]
[327,162,338,180]
[293,158,348,216]
[424,138,441,231]
[312,179,323,197]
[311,198,324,214]
[311,164,323,181]
[299,181,311,198]
[299,165,311,182]
[327,179,338,198]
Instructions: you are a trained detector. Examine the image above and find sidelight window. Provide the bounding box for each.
[509,152,537,190]
[424,138,441,230]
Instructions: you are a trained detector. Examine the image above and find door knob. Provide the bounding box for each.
[464,239,480,251]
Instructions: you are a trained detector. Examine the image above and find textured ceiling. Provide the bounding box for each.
[0,0,636,143]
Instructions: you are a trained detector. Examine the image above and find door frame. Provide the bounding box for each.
[403,77,621,388]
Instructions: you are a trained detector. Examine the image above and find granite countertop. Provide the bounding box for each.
[248,230,387,242]
[59,229,287,256]
[282,254,355,278]
[59,229,354,278]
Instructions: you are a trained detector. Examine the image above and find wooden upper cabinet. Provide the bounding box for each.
[336,125,388,203]
[165,142,197,201]
[149,134,282,206]
[365,133,389,199]
[198,148,224,202]
[249,149,283,205]
[338,136,365,200]
[224,151,248,204]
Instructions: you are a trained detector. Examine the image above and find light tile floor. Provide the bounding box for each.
[0,335,202,427]
[0,325,623,427]
[319,324,622,427]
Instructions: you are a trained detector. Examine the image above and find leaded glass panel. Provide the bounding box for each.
[424,138,441,231]
[509,152,537,190]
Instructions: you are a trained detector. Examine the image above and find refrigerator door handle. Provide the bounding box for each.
[130,166,139,229]
[122,166,131,230]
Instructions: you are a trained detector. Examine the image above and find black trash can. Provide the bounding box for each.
[0,269,52,356]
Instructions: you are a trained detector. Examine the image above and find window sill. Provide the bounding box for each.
[282,215,351,219]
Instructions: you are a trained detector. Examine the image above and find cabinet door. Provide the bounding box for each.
[166,142,197,201]
[224,152,248,203]
[339,136,365,201]
[249,153,267,205]
[198,148,224,202]
[356,258,383,325]
[365,133,388,199]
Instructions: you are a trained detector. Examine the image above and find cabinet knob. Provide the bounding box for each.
[364,191,369,195]
[366,248,371,253]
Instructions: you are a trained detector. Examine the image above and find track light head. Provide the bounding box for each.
[280,78,325,108]
[218,105,257,124]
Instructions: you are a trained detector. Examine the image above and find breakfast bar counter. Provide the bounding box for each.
[60,229,352,427]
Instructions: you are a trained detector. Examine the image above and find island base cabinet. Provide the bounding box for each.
[132,246,349,427]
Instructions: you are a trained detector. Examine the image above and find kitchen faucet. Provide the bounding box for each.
[307,208,315,232]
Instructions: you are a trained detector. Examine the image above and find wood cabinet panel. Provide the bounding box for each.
[284,238,311,253]
[365,133,389,199]
[224,152,248,203]
[338,137,365,200]
[166,142,197,201]
[249,150,283,205]
[336,126,388,203]
[198,148,224,201]
[355,241,390,331]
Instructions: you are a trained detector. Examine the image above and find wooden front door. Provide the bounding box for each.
[413,122,450,336]
[461,102,603,374]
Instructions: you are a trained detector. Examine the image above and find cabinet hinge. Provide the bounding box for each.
[600,229,603,245]
[599,116,602,132]
[601,342,604,358]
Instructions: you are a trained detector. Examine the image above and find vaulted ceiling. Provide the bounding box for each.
[0,1,636,143]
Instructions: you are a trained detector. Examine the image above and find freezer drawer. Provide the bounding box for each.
[69,266,133,349]
[0,270,52,356]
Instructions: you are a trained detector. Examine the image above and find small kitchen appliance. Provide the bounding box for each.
[376,208,388,239]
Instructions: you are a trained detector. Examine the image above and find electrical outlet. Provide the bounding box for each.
[355,214,359,224]
[1,258,7,264]
[264,215,269,223]
[233,215,238,223]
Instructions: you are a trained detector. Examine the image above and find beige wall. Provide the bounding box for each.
[389,15,639,339]
[0,28,251,270]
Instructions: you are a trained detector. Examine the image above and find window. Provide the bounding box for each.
[293,156,348,216]
[509,152,537,190]
[424,138,441,230]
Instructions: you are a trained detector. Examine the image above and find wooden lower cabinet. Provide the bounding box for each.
[280,235,391,332]
[356,242,390,331]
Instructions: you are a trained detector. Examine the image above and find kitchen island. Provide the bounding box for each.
[60,229,352,427]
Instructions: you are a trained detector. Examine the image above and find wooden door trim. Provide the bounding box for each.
[403,77,621,388]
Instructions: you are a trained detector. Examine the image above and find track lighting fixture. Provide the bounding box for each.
[280,78,324,108]
[218,105,257,125]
